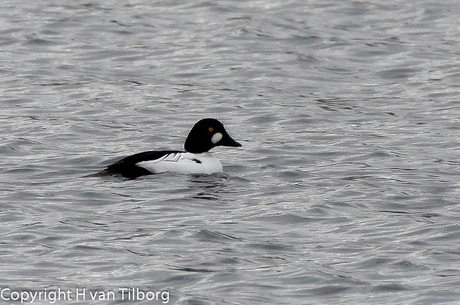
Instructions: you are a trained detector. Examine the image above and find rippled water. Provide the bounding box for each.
[1,1,460,304]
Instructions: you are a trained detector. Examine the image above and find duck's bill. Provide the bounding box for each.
[220,134,242,147]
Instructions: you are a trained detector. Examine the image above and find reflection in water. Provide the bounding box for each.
[187,173,228,200]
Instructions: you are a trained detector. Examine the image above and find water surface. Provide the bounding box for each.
[1,1,459,304]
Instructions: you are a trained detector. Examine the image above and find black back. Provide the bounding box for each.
[98,150,180,179]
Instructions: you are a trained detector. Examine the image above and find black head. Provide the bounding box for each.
[184,118,242,153]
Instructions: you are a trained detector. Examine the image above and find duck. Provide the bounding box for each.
[91,118,242,179]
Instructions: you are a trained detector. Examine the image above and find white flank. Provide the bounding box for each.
[136,152,223,174]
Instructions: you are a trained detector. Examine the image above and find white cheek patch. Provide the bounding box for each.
[211,132,223,144]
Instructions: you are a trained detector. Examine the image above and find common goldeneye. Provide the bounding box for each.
[91,118,241,179]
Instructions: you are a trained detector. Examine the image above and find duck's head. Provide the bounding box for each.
[184,118,242,153]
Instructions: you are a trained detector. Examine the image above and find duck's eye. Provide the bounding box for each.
[208,127,214,132]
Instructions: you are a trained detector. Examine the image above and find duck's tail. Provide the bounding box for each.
[83,169,111,178]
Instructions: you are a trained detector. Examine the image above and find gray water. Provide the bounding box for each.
[1,1,459,304]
